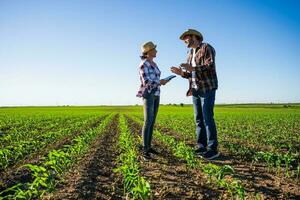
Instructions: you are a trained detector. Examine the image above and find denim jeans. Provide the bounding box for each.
[142,91,160,152]
[192,89,218,151]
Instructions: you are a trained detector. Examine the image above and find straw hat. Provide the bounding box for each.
[179,29,203,41]
[141,41,157,54]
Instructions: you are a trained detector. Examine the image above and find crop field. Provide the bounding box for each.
[0,105,299,199]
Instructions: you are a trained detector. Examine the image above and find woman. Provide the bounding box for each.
[136,41,168,160]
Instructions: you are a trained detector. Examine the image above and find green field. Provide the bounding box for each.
[0,105,299,199]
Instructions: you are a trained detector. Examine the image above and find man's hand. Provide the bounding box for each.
[180,63,193,72]
[160,79,168,85]
[170,66,182,75]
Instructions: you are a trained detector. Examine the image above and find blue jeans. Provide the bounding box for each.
[142,91,160,152]
[192,89,218,151]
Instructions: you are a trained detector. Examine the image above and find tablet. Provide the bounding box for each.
[163,75,176,81]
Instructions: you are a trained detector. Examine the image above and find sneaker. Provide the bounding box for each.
[203,150,220,160]
[149,148,159,155]
[143,152,151,161]
[195,147,207,155]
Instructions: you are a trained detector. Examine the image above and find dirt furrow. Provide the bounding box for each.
[48,115,123,200]
[0,115,106,192]
[155,124,300,199]
[125,117,221,199]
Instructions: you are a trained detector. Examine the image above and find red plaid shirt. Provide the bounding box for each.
[136,60,161,98]
[181,42,218,96]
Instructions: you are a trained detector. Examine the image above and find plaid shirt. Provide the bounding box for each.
[136,60,161,98]
[181,42,218,96]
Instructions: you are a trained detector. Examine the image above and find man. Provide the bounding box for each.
[171,29,219,160]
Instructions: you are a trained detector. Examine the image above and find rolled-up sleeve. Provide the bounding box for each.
[181,70,192,79]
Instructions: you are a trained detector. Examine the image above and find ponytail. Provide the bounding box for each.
[140,52,147,60]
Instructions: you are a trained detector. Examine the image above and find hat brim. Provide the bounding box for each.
[179,31,190,40]
[180,31,203,41]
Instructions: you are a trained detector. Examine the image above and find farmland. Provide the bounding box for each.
[0,105,299,199]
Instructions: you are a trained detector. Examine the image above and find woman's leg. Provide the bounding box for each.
[142,93,155,153]
[148,95,160,149]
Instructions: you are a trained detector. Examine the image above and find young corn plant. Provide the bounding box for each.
[129,115,246,200]
[0,114,114,199]
[296,164,300,180]
[114,115,151,200]
[283,154,296,177]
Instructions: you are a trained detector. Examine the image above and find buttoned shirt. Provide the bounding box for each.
[136,60,161,98]
[181,42,218,96]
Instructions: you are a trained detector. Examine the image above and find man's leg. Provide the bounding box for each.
[192,90,207,149]
[200,89,219,159]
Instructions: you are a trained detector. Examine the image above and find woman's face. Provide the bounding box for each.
[147,48,157,58]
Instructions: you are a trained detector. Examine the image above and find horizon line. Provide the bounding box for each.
[1,102,300,108]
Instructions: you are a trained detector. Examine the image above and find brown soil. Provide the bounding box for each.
[0,115,106,192]
[155,124,300,200]
[47,115,123,200]
[125,117,225,199]
[3,114,298,199]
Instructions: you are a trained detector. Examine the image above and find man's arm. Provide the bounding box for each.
[181,70,192,79]
[195,44,215,73]
[170,66,191,79]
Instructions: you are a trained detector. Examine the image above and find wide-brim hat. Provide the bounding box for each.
[179,29,203,41]
[141,41,157,54]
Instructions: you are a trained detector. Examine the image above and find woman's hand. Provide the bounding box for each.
[160,79,168,85]
[170,66,182,75]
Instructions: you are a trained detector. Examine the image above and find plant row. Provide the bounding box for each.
[0,115,92,148]
[128,115,247,199]
[0,115,104,170]
[142,114,299,179]
[114,115,151,200]
[0,114,114,199]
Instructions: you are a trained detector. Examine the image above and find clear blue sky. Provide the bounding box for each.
[1,0,299,106]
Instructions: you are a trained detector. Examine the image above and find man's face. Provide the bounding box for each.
[183,35,194,48]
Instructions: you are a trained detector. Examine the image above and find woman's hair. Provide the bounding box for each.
[140,52,148,59]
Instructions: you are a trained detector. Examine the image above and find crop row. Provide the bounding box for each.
[141,113,299,179]
[154,113,299,154]
[0,114,114,199]
[114,115,151,199]
[0,115,103,170]
[128,115,248,199]
[0,116,94,148]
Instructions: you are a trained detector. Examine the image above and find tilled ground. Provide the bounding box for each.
[125,117,224,199]
[156,125,300,200]
[5,114,298,199]
[0,116,106,193]
[47,115,123,200]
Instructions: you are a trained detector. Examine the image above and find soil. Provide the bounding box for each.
[125,117,224,199]
[155,124,300,200]
[0,116,106,193]
[2,115,299,199]
[47,115,123,200]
